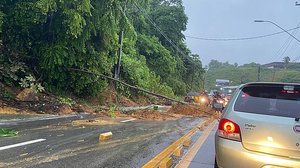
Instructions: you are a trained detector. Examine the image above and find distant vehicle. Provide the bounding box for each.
[199,91,210,106]
[184,92,200,103]
[209,90,218,96]
[215,82,300,168]
[221,86,238,96]
[184,91,209,106]
[211,91,225,111]
[216,79,230,87]
[221,86,238,101]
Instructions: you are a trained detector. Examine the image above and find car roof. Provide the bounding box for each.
[239,82,300,89]
[222,86,239,89]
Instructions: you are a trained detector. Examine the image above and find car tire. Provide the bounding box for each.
[214,157,219,168]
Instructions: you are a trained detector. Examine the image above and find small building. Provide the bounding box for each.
[262,62,285,69]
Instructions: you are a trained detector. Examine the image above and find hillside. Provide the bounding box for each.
[205,61,300,90]
[0,0,204,108]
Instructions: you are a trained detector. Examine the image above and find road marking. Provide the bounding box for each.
[20,153,29,157]
[120,118,137,123]
[142,117,214,168]
[0,139,46,151]
[176,121,217,168]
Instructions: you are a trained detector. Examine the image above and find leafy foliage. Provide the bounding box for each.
[0,0,204,99]
[136,34,176,79]
[121,54,174,97]
[0,11,4,33]
[0,87,14,101]
[57,96,75,106]
[19,75,45,93]
[108,104,117,118]
[0,128,18,137]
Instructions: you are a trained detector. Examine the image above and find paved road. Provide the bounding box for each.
[188,125,217,168]
[0,114,204,168]
[177,121,217,168]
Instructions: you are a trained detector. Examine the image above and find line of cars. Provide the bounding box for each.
[215,82,300,168]
[184,86,238,112]
[211,86,238,111]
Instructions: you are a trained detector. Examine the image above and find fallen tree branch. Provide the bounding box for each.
[68,68,186,104]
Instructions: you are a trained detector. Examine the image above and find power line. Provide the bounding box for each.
[292,53,300,62]
[185,26,300,41]
[272,23,300,62]
[292,51,300,61]
[274,36,294,61]
[133,2,187,57]
[274,22,300,62]
[277,30,299,60]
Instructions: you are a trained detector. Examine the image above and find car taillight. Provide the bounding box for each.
[218,119,241,141]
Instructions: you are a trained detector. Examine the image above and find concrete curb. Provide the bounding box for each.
[176,121,217,168]
[99,132,113,141]
[142,116,215,168]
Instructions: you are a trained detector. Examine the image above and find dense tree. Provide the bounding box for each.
[184,54,205,91]
[283,56,291,69]
[149,0,187,46]
[208,60,223,70]
[283,56,291,64]
[136,34,176,80]
[0,0,204,97]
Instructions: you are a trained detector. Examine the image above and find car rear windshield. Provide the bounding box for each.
[234,84,300,118]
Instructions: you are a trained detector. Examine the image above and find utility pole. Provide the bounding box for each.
[257,65,261,82]
[202,67,208,91]
[240,76,243,84]
[114,31,124,79]
[272,69,276,82]
[114,1,128,80]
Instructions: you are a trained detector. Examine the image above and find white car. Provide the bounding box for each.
[215,82,300,168]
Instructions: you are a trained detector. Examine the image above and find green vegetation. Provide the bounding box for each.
[0,87,14,101]
[205,60,300,90]
[19,75,45,93]
[57,96,75,106]
[108,105,117,119]
[0,128,18,137]
[0,0,204,99]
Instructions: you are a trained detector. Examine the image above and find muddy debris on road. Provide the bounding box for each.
[130,104,215,121]
[131,109,178,121]
[168,104,215,117]
[72,119,118,126]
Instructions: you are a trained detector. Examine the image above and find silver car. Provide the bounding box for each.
[215,82,300,168]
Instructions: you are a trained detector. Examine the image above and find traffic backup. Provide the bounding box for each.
[215,82,300,168]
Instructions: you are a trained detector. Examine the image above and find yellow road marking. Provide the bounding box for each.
[176,121,217,168]
[142,117,215,168]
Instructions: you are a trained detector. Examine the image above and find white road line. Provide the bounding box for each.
[120,118,137,123]
[0,139,46,151]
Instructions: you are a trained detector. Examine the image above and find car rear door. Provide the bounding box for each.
[232,84,300,159]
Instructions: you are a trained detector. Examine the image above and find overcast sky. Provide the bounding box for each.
[183,0,300,65]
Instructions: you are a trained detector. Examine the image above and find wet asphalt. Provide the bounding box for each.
[188,125,217,168]
[0,114,204,168]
